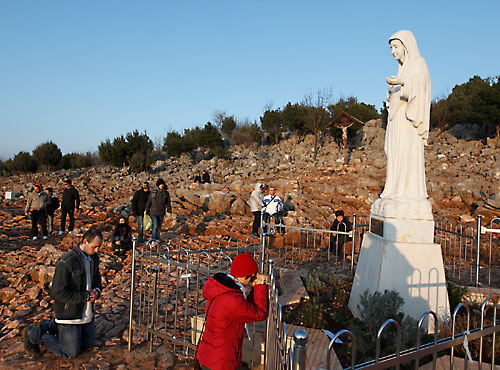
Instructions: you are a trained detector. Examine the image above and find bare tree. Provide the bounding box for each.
[212,110,227,131]
[303,87,333,159]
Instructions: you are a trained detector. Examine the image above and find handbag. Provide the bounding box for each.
[192,299,214,369]
[143,212,152,232]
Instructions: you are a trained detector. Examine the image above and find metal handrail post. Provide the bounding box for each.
[292,329,308,370]
[475,214,482,286]
[351,213,357,270]
[128,236,138,351]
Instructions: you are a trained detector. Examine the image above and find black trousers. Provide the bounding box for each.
[252,211,261,235]
[31,209,48,237]
[60,207,75,232]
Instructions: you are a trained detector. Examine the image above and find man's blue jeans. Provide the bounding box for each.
[136,214,144,239]
[151,214,164,240]
[29,318,95,359]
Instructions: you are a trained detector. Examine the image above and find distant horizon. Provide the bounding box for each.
[1,1,499,160]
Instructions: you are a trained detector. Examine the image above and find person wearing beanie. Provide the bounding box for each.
[329,209,352,257]
[249,183,265,235]
[145,178,172,240]
[196,252,267,370]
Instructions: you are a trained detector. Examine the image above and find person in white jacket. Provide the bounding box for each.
[263,187,285,234]
[249,183,265,235]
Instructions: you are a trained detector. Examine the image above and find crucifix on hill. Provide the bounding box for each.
[326,111,363,164]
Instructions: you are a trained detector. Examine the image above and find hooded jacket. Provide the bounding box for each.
[145,187,172,216]
[249,183,265,212]
[196,273,267,370]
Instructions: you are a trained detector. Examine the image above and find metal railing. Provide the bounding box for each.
[321,297,499,369]
[127,237,309,369]
[435,215,500,286]
[260,213,369,273]
[127,213,500,369]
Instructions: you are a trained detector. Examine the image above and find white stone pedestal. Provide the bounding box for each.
[349,227,450,325]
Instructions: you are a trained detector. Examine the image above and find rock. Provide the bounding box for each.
[230,198,250,216]
[25,286,41,301]
[0,287,17,303]
[207,192,233,213]
[30,265,56,284]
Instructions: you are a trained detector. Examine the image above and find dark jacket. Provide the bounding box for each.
[330,217,352,245]
[112,223,132,249]
[145,188,172,216]
[45,195,60,215]
[50,246,102,320]
[62,186,80,210]
[197,273,267,370]
[132,189,150,216]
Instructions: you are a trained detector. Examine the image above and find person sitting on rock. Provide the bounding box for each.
[201,170,211,184]
[262,187,285,235]
[193,172,202,183]
[329,210,352,257]
[111,217,132,255]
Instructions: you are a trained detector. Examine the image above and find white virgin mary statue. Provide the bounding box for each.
[372,30,433,219]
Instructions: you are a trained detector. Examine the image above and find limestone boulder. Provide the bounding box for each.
[230,198,250,216]
[207,192,233,213]
[0,287,17,303]
[30,265,56,284]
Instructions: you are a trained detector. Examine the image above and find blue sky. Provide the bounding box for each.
[1,1,498,160]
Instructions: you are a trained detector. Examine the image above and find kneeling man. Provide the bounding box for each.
[23,228,103,358]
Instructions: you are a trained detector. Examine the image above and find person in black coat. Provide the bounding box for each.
[329,210,352,257]
[59,179,80,235]
[112,217,132,255]
[131,182,150,240]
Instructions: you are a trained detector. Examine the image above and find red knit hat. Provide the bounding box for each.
[230,253,258,277]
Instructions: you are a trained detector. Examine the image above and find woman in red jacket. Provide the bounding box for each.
[196,253,268,370]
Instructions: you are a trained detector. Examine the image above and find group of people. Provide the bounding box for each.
[249,183,285,236]
[23,224,267,370]
[111,178,173,255]
[193,170,211,184]
[131,179,172,242]
[24,179,80,240]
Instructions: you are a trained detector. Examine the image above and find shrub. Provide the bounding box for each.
[129,151,152,172]
[32,141,62,170]
[99,130,153,167]
[6,151,38,173]
[348,290,418,362]
[163,131,195,156]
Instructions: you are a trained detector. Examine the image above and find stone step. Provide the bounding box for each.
[278,269,309,306]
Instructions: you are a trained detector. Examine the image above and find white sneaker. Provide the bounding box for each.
[43,236,48,240]
[32,236,38,241]
[58,231,64,236]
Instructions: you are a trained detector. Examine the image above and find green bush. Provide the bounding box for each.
[349,290,418,362]
[129,151,152,172]
[99,130,153,167]
[59,152,93,169]
[32,141,62,170]
[6,151,38,173]
[163,131,195,156]
[163,122,225,157]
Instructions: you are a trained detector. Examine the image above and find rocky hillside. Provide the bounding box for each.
[0,120,498,368]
